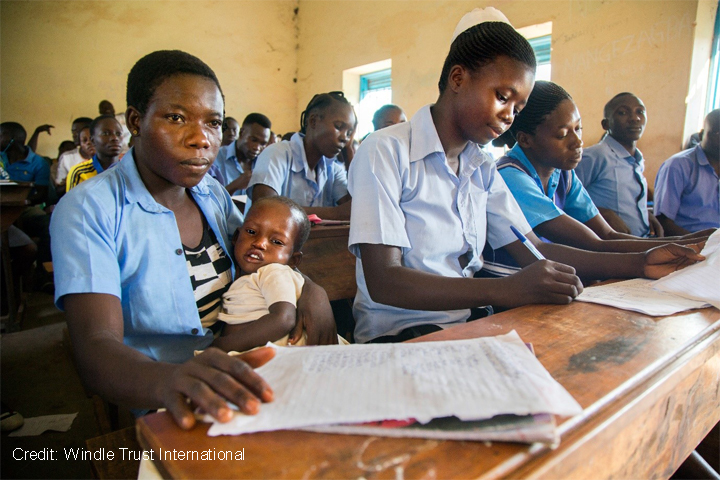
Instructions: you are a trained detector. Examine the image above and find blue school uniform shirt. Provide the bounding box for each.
[50,149,242,364]
[481,145,599,277]
[247,132,348,209]
[1,147,50,186]
[574,135,650,237]
[348,105,532,343]
[653,145,719,231]
[208,140,247,194]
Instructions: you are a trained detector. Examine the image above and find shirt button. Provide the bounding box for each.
[191,328,199,335]
[175,248,183,255]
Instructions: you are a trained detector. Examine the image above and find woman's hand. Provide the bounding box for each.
[161,347,275,430]
[643,243,705,279]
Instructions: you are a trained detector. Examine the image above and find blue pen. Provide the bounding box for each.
[510,225,545,261]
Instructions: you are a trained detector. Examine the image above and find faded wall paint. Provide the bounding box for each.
[296,0,715,184]
[0,0,298,157]
[2,0,716,185]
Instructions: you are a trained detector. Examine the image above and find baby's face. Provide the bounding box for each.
[234,202,299,274]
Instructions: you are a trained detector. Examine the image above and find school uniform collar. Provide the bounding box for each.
[409,105,490,169]
[91,154,119,175]
[602,135,644,164]
[224,141,246,173]
[693,144,711,167]
[507,144,561,192]
[121,148,211,213]
[288,132,331,174]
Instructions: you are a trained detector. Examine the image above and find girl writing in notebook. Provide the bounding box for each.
[347,8,704,344]
[481,80,713,278]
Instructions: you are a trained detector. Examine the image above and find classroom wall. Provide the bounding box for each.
[296,0,716,184]
[2,0,716,185]
[0,0,299,158]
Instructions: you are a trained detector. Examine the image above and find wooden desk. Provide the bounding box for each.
[1,182,33,332]
[136,301,720,479]
[299,224,355,301]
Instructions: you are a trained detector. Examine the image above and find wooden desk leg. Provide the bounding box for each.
[1,230,19,332]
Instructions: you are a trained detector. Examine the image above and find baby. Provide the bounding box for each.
[212,196,347,353]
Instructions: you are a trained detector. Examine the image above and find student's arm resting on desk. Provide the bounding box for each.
[213,302,297,352]
[535,213,702,253]
[303,195,351,220]
[252,183,352,221]
[63,293,274,430]
[224,169,252,195]
[359,243,583,310]
[531,231,704,280]
[588,213,714,242]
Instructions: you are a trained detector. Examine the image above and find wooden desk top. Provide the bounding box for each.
[137,301,720,479]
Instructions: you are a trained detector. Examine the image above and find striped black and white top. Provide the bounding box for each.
[183,220,233,328]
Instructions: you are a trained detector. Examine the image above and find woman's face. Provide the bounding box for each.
[452,56,535,146]
[131,74,224,190]
[308,102,356,158]
[523,99,583,171]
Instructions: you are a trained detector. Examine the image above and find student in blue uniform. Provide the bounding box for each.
[247,92,355,220]
[480,81,711,278]
[210,113,272,195]
[50,50,337,429]
[574,92,664,237]
[347,8,704,344]
[654,109,720,235]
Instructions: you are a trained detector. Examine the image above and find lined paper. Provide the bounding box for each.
[207,331,582,436]
[576,278,709,316]
[652,230,720,310]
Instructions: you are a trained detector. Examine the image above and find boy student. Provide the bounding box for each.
[221,116,240,146]
[248,92,355,220]
[347,8,704,344]
[0,122,50,205]
[372,104,407,131]
[209,113,272,195]
[66,115,123,190]
[654,109,720,235]
[212,196,349,353]
[56,117,93,193]
[98,99,131,154]
[574,93,664,237]
[0,122,53,267]
[360,104,407,142]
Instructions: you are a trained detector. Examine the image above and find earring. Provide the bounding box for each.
[132,129,138,135]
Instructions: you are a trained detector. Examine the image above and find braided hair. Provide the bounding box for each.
[299,92,353,134]
[438,21,537,93]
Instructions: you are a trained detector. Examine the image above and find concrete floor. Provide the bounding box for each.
[1,293,111,479]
